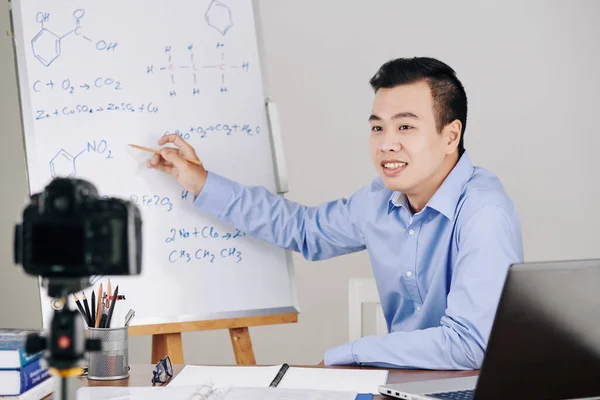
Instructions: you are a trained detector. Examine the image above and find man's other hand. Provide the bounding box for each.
[147,134,208,196]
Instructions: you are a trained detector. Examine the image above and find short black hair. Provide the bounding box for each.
[369,57,468,156]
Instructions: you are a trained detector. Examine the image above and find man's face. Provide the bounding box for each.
[369,80,456,196]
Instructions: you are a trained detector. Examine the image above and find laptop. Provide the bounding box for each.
[379,258,600,400]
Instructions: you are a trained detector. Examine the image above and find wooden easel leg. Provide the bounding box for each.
[229,327,256,365]
[152,333,184,364]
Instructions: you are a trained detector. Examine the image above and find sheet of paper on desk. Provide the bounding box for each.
[220,387,358,400]
[76,386,358,400]
[76,386,214,400]
[278,367,388,394]
[168,364,284,388]
[168,365,388,394]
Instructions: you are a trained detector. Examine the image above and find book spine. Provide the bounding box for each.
[20,359,50,394]
[0,338,25,350]
[19,349,41,368]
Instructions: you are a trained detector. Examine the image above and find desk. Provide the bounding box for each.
[78,364,479,399]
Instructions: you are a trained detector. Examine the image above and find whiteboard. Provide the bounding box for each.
[9,0,299,328]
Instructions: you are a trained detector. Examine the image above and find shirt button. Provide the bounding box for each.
[416,305,421,311]
[408,229,415,236]
[406,271,413,277]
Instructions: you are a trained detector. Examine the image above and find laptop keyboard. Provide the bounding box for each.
[427,390,474,399]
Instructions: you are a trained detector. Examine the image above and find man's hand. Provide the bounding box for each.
[147,134,208,196]
[317,359,325,366]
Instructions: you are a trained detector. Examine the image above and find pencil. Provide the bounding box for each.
[82,292,92,327]
[95,283,103,328]
[91,291,96,327]
[72,293,90,327]
[107,279,112,310]
[106,286,119,328]
[129,143,203,166]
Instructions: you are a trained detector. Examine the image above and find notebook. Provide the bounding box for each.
[77,386,359,400]
[168,364,388,394]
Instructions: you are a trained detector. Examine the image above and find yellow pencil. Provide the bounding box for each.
[107,279,112,310]
[129,144,203,166]
[95,283,103,328]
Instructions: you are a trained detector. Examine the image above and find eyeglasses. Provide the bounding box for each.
[151,355,173,385]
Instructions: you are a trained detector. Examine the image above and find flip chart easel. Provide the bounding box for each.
[129,312,298,364]
[8,0,299,364]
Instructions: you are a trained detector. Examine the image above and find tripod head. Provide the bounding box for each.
[25,278,102,377]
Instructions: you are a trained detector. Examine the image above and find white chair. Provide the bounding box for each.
[348,277,388,341]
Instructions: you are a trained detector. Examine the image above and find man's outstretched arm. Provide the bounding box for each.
[148,134,367,261]
[194,171,368,261]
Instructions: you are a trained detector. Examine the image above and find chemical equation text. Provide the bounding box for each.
[35,101,158,121]
[165,123,260,140]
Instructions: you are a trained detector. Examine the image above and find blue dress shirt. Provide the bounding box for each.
[193,152,524,369]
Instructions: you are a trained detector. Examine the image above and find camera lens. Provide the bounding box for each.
[53,196,70,211]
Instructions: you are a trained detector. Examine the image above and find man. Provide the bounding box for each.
[147,57,524,369]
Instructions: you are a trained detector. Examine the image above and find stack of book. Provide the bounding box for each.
[0,329,54,399]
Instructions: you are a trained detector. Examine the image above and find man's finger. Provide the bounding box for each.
[158,134,198,159]
[160,148,187,168]
[151,160,174,175]
[150,153,161,166]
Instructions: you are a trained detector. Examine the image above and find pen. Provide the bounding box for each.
[124,309,135,327]
[269,363,289,388]
[100,293,110,328]
[99,313,108,329]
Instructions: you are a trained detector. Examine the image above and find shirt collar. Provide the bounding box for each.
[387,151,475,220]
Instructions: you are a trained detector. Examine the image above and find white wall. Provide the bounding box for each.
[1,0,599,366]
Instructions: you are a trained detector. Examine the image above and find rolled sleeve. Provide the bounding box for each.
[193,172,238,219]
[324,341,357,366]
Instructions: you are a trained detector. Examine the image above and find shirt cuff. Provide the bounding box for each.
[324,341,358,366]
[193,171,238,218]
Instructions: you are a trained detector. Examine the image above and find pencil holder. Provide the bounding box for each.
[87,327,129,380]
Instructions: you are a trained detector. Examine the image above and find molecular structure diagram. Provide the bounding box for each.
[204,42,250,90]
[146,1,248,96]
[50,148,85,178]
[49,140,113,178]
[31,9,118,67]
[147,42,249,96]
[205,0,233,36]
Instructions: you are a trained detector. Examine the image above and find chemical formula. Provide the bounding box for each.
[49,139,113,178]
[32,9,118,67]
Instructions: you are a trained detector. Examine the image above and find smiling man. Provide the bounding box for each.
[148,57,524,369]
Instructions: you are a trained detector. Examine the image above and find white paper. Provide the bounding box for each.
[279,367,388,394]
[77,386,357,400]
[219,387,357,400]
[77,386,222,400]
[168,364,283,388]
[169,364,388,394]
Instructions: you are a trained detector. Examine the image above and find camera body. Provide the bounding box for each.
[13,177,143,379]
[14,177,142,278]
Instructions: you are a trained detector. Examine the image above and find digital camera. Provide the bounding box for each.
[14,178,142,277]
